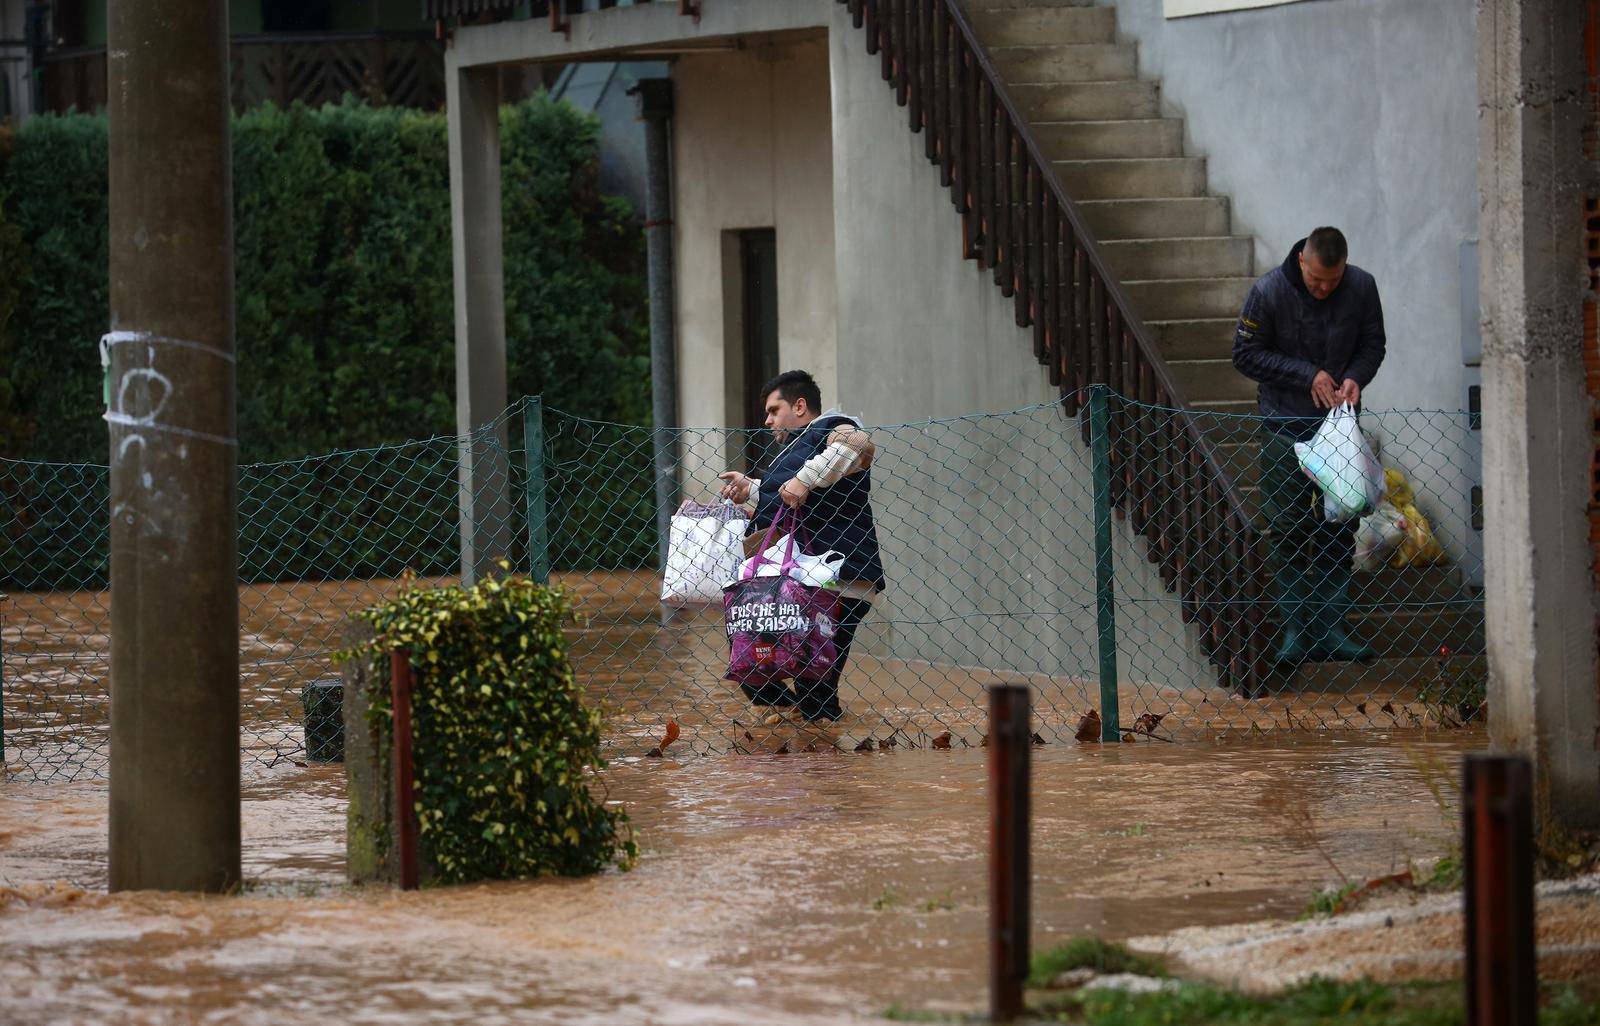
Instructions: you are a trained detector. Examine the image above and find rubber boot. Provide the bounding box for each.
[1271,561,1314,669]
[1316,624,1375,664]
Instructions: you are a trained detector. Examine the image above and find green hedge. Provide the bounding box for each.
[0,97,653,589]
[345,574,636,884]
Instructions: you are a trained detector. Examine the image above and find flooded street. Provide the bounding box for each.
[0,737,1476,1024]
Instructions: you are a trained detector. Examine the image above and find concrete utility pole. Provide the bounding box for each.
[106,0,241,891]
[1478,0,1600,829]
[635,78,679,572]
[447,61,512,585]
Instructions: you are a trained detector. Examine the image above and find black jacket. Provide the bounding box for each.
[753,414,886,590]
[1231,239,1386,437]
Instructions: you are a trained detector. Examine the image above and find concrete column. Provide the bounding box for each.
[636,78,679,572]
[1478,0,1600,828]
[448,60,512,584]
[106,0,240,892]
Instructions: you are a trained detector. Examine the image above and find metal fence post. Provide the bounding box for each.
[989,683,1032,1023]
[523,397,550,585]
[1463,754,1536,1026]
[390,648,419,891]
[1088,385,1121,741]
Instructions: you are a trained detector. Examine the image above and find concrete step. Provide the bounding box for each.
[1290,653,1485,692]
[1147,317,1236,360]
[1034,118,1183,159]
[1099,236,1252,280]
[1164,356,1256,403]
[1345,604,1484,659]
[993,44,1138,83]
[1078,197,1232,241]
[971,6,1116,44]
[1011,80,1160,121]
[1120,275,1251,320]
[1053,157,1206,200]
[963,0,1099,9]
[1349,566,1471,605]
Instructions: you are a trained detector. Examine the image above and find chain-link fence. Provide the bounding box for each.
[1,390,1485,781]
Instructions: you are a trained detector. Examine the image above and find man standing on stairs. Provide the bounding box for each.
[1231,226,1385,669]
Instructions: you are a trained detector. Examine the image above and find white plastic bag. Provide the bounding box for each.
[1352,501,1408,572]
[661,501,749,605]
[739,535,844,589]
[1294,403,1385,523]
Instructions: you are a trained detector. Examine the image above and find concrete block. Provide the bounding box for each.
[1053,156,1206,199]
[1119,274,1251,320]
[1099,235,1253,280]
[1010,80,1159,121]
[1078,196,1231,240]
[1034,118,1183,159]
[971,6,1115,45]
[1146,316,1237,361]
[993,43,1137,82]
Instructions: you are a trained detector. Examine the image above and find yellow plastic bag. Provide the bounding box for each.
[1382,469,1447,567]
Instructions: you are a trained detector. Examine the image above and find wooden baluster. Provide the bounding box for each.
[1072,240,1089,401]
[863,0,880,55]
[1140,363,1157,542]
[935,2,952,186]
[849,0,864,29]
[976,77,993,270]
[1020,161,1038,331]
[960,50,977,253]
[1045,197,1063,391]
[898,0,912,106]
[889,0,902,82]
[919,0,935,156]
[997,118,1013,294]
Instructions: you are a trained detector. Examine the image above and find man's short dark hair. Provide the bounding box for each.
[1306,226,1348,268]
[760,369,822,412]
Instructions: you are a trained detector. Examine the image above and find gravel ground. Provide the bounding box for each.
[1124,873,1600,992]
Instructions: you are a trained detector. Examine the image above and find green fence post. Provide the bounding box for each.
[523,397,550,585]
[1089,385,1121,741]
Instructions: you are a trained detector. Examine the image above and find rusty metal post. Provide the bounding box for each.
[106,0,240,893]
[1463,754,1536,1026]
[989,684,1031,1023]
[391,649,419,891]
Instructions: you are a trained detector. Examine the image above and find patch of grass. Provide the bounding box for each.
[1543,984,1600,1026]
[1303,881,1362,919]
[872,888,901,911]
[1420,854,1462,891]
[1102,823,1150,838]
[1028,937,1168,987]
[920,889,956,913]
[1038,977,1466,1025]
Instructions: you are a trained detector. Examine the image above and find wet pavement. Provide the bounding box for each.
[0,736,1476,1025]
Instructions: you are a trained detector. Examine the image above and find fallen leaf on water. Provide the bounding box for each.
[1074,710,1102,743]
[1132,712,1165,734]
[1381,701,1396,715]
[646,720,681,758]
[979,733,989,748]
[1356,702,1368,715]
[1031,731,1046,746]
[774,740,791,755]
[931,731,952,750]
[854,737,875,752]
[1121,733,1136,743]
[878,737,897,750]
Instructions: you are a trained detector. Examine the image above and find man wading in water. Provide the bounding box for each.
[718,370,886,724]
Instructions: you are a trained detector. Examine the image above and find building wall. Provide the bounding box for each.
[1098,0,1483,577]
[671,32,838,439]
[0,0,27,120]
[827,5,1210,694]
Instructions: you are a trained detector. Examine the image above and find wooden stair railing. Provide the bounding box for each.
[839,0,1270,697]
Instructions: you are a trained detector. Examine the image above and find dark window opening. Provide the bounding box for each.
[740,228,779,473]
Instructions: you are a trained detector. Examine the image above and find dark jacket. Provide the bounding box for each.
[1231,239,1386,438]
[752,413,887,590]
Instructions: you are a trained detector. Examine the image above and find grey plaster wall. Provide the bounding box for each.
[827,6,1211,698]
[1098,0,1479,414]
[1096,0,1483,577]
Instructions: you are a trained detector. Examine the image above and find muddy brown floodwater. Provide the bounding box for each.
[0,736,1476,1025]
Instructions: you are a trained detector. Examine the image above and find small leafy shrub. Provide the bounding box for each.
[1028,936,1168,987]
[346,572,635,883]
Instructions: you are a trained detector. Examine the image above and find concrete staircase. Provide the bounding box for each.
[960,0,1486,688]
